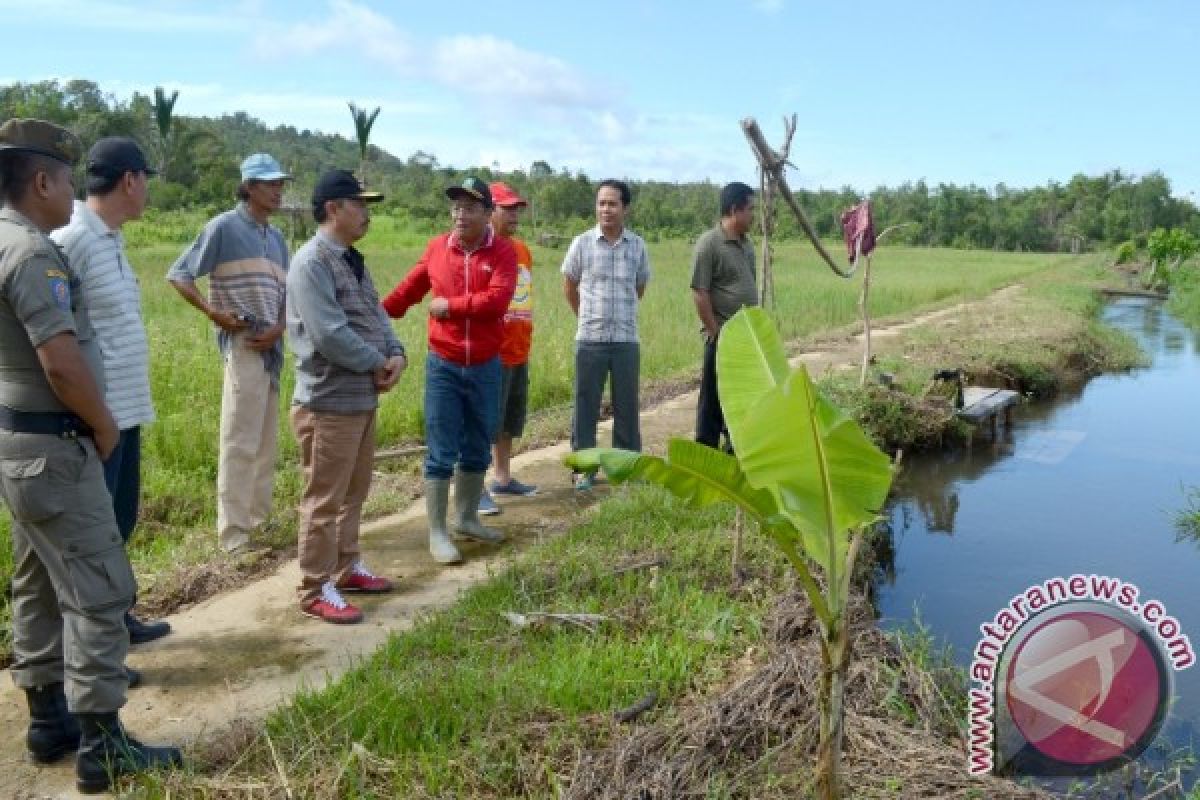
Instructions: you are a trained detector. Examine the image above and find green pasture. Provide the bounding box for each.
[133,216,1060,527]
[0,211,1072,633]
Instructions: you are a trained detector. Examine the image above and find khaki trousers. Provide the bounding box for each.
[1,432,134,712]
[217,337,279,551]
[290,407,376,603]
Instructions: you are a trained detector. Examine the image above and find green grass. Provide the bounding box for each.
[1169,260,1200,329]
[0,216,1075,649]
[140,485,785,797]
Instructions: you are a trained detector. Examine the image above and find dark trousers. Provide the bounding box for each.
[572,341,641,452]
[695,337,727,450]
[101,426,141,544]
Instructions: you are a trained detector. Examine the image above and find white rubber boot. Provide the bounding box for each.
[425,478,462,564]
[453,471,505,544]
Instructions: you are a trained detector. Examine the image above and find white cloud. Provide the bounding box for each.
[752,0,785,13]
[264,1,617,114]
[431,34,611,110]
[257,0,414,71]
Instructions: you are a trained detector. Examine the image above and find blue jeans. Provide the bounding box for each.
[424,352,500,479]
[101,426,141,544]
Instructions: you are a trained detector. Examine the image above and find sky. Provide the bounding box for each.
[3,0,1198,198]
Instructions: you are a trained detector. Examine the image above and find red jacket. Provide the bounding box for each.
[382,228,517,366]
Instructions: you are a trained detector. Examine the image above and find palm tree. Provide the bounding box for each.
[347,102,381,186]
[152,87,179,179]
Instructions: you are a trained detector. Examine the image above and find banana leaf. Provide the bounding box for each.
[566,439,779,522]
[717,308,893,575]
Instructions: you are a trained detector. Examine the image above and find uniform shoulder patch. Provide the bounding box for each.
[48,275,71,310]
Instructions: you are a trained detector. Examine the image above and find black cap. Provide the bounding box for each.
[312,169,384,206]
[445,176,493,209]
[87,137,156,177]
[0,118,81,165]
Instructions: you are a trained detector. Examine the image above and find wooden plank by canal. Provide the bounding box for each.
[959,386,1020,442]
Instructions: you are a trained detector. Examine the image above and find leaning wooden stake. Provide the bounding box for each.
[742,116,850,278]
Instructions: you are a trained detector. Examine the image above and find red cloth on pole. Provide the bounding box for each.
[840,201,876,263]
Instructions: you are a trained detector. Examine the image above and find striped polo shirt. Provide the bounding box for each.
[51,200,154,430]
[166,202,289,384]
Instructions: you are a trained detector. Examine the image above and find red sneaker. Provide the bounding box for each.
[301,584,363,624]
[336,561,395,594]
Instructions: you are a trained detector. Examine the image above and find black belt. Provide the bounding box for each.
[0,405,92,438]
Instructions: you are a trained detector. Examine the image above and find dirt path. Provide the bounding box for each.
[2,288,1021,799]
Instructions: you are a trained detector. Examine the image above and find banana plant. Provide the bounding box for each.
[567,307,893,799]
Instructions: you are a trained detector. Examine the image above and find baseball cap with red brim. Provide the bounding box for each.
[489,181,527,209]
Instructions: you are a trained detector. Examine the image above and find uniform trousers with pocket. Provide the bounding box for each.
[1,431,134,712]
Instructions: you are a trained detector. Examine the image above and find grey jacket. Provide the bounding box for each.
[286,231,404,413]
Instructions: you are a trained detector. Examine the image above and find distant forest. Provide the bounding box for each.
[4,79,1198,251]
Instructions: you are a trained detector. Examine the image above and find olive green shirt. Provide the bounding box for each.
[690,224,758,328]
[0,209,104,411]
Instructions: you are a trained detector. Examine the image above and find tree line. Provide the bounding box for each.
[4,79,1197,252]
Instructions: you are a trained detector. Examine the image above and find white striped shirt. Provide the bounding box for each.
[51,201,154,430]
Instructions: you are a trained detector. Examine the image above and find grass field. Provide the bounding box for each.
[0,211,1075,646]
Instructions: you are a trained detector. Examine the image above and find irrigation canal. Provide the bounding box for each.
[875,296,1200,783]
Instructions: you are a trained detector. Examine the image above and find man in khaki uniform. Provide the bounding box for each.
[0,118,180,793]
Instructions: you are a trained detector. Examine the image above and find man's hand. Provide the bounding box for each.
[208,308,250,334]
[429,296,450,319]
[245,322,284,351]
[692,288,720,345]
[374,354,407,392]
[36,332,119,459]
[92,417,119,461]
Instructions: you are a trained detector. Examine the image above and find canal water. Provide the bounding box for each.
[875,297,1200,774]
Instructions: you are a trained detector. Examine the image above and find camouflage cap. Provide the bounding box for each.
[0,118,82,166]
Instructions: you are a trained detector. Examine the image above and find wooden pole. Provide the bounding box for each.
[858,247,873,386]
[759,165,775,308]
[856,223,914,385]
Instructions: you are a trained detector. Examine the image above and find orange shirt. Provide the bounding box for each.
[499,236,533,366]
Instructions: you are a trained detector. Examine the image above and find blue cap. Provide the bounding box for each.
[240,153,290,182]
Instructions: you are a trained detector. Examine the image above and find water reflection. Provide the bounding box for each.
[881,380,1086,550]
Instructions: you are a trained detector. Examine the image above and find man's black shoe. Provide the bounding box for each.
[25,683,80,763]
[75,712,182,794]
[125,612,171,645]
[125,666,142,689]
